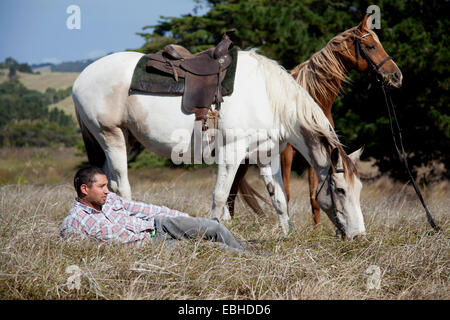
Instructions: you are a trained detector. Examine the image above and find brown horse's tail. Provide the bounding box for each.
[237,177,270,215]
[74,98,106,168]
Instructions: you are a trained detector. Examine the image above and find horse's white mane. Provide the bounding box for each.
[244,49,340,148]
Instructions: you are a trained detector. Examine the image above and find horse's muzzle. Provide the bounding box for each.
[346,231,367,241]
[383,71,402,88]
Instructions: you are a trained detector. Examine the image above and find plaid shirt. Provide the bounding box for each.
[60,192,189,244]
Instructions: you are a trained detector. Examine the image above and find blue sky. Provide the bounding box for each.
[0,0,207,65]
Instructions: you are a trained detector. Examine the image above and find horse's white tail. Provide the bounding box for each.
[74,97,106,168]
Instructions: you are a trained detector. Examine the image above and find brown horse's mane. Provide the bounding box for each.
[293,27,363,180]
[290,27,360,111]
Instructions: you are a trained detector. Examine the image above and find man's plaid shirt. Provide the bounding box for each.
[60,192,189,244]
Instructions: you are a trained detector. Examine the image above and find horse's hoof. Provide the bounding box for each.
[221,214,231,222]
[221,207,232,221]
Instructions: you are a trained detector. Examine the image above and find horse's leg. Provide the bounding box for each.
[308,166,321,227]
[259,163,291,237]
[211,163,242,221]
[226,162,249,217]
[101,127,132,199]
[281,144,296,202]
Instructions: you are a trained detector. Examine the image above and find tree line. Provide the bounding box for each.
[1,57,35,79]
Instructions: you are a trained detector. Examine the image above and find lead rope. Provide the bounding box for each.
[380,84,440,232]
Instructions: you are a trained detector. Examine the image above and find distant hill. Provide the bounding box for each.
[0,69,79,92]
[31,59,93,73]
[31,53,112,73]
[1,53,113,120]
[33,65,52,74]
[30,62,53,69]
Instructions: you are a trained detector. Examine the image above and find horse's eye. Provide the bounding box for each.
[336,188,346,196]
[366,45,375,50]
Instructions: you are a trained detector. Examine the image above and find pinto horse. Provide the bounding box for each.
[227,14,402,226]
[73,48,366,239]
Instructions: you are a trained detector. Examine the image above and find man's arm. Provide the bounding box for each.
[61,209,152,244]
[118,194,189,220]
[92,223,151,244]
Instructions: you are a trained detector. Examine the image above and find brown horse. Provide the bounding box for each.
[227,14,403,226]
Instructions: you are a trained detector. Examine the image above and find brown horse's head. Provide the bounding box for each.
[335,14,402,88]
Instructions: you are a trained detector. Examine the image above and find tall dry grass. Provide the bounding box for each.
[0,148,448,299]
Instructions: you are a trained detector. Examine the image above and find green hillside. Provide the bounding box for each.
[0,76,79,148]
[48,95,76,118]
[0,68,78,119]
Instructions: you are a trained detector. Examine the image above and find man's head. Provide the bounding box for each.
[74,166,110,209]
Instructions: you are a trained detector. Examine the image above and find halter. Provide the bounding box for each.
[316,166,346,235]
[353,31,393,81]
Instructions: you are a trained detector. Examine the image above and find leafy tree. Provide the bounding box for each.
[17,63,33,73]
[45,88,58,104]
[4,57,17,67]
[1,57,34,74]
[8,66,17,79]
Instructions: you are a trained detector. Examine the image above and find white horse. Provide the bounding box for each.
[72,49,366,239]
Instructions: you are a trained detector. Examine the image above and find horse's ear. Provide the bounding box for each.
[331,147,341,168]
[358,13,371,32]
[348,145,365,163]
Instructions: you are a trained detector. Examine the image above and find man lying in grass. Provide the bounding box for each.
[60,166,247,251]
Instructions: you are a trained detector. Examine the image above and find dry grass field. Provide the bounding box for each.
[0,147,448,299]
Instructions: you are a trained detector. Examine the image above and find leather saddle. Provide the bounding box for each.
[146,30,235,120]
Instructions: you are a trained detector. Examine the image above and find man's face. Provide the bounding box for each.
[80,173,110,207]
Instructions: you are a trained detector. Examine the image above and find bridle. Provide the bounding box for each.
[316,166,346,236]
[353,31,392,81]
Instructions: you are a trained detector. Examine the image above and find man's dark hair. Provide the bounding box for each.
[74,166,106,197]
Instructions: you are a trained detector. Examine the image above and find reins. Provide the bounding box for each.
[316,166,346,236]
[380,84,440,232]
[354,31,441,232]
